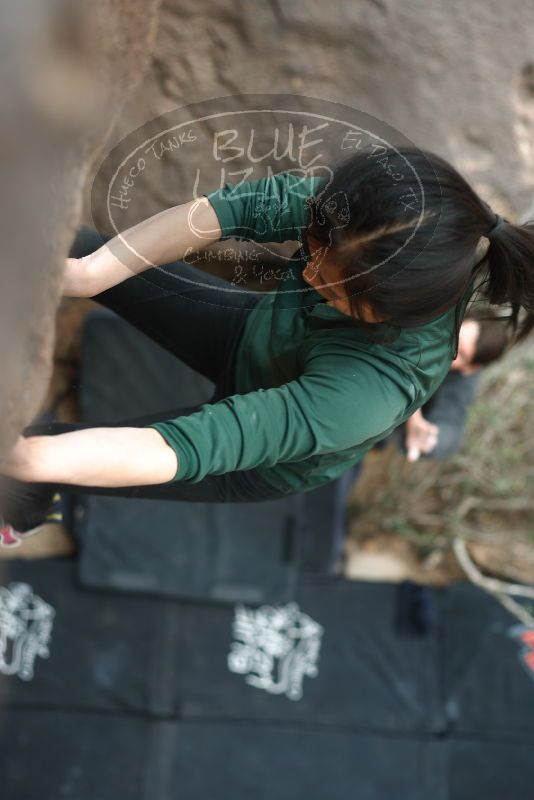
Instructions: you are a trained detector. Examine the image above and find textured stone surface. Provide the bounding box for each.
[4,0,534,451]
[88,0,534,231]
[0,0,160,453]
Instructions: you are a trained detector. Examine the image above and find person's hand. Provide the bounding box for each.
[405,409,439,462]
[62,255,98,298]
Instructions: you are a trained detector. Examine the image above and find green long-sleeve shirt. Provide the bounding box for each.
[150,173,472,494]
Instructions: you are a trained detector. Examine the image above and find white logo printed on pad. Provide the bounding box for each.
[228,602,323,701]
[0,582,55,681]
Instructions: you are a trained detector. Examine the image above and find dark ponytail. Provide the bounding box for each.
[476,213,534,342]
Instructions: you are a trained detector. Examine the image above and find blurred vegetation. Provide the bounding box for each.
[348,335,534,561]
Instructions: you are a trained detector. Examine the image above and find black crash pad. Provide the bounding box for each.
[1,560,534,800]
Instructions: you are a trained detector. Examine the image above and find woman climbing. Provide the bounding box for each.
[1,146,533,532]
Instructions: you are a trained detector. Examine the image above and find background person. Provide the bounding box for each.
[398,311,509,461]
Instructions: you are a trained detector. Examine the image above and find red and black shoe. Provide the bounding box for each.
[0,492,63,550]
[0,519,22,549]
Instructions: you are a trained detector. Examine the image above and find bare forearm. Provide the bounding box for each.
[3,428,178,487]
[71,198,221,297]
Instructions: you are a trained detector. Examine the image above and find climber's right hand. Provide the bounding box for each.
[62,255,99,298]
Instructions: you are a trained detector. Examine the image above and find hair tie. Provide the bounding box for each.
[486,214,506,240]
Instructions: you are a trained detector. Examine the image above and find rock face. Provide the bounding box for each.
[88,0,534,230]
[0,0,161,452]
[4,0,534,451]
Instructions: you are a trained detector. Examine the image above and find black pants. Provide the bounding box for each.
[22,227,288,510]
